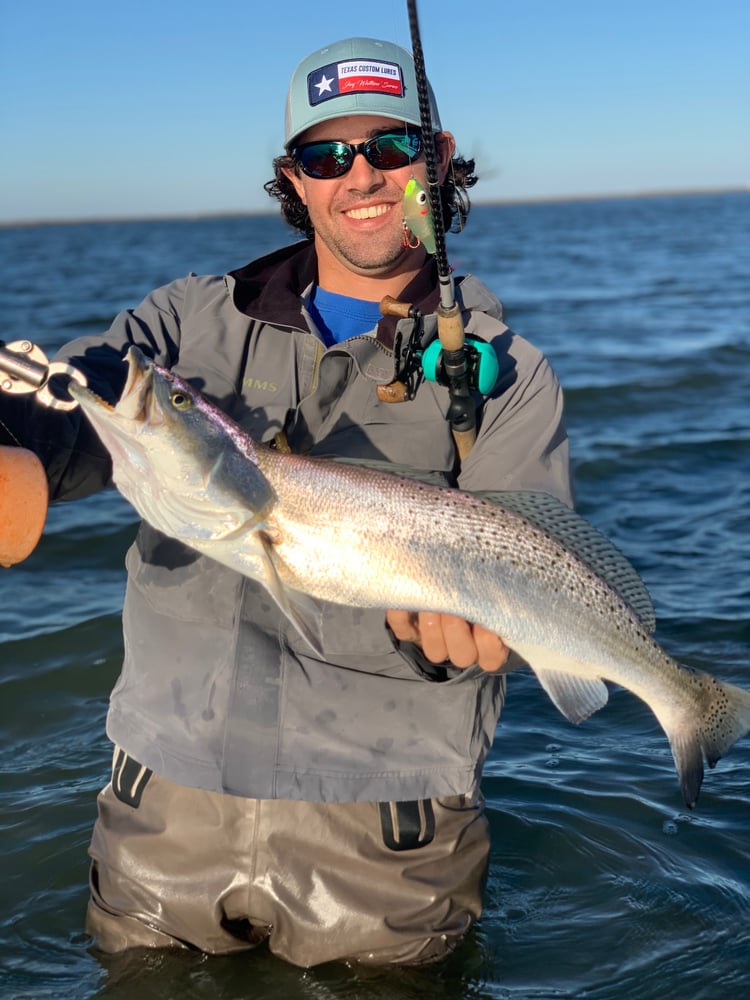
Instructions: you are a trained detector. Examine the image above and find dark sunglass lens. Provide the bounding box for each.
[368,132,422,169]
[298,142,352,178]
[295,131,422,178]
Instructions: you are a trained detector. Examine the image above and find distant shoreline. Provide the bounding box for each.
[2,185,747,230]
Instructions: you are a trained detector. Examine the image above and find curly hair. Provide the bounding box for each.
[264,141,478,240]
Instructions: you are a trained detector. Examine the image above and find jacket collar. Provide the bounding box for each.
[228,240,318,330]
[228,240,447,349]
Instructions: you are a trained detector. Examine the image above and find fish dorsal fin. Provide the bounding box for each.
[476,491,656,633]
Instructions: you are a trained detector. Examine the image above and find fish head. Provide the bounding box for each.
[69,346,276,543]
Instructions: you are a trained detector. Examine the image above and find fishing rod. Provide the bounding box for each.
[405,0,453,311]
[379,0,495,461]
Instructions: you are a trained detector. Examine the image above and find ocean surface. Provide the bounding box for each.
[1,191,749,999]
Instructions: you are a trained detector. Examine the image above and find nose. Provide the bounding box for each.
[346,149,386,189]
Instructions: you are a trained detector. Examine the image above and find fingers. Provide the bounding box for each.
[426,614,509,671]
[385,609,420,643]
[420,612,472,667]
[386,610,510,672]
[471,623,511,672]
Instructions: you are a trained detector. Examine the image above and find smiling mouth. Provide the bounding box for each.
[345,204,392,221]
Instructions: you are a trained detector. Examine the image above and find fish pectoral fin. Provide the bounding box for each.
[282,588,326,659]
[531,665,610,725]
[256,533,325,658]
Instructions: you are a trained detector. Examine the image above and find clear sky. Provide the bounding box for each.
[1,0,748,223]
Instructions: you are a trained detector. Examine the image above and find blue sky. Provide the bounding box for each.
[2,0,748,223]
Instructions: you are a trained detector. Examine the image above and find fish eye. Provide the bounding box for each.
[170,390,192,411]
[416,190,428,206]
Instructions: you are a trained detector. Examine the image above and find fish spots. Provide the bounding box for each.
[702,678,730,746]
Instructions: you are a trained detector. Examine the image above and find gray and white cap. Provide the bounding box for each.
[284,37,442,149]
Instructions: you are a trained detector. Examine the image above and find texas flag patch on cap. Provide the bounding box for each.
[307,59,405,106]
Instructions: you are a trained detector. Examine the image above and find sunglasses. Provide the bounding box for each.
[291,129,424,179]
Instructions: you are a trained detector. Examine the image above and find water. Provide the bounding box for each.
[1,193,749,998]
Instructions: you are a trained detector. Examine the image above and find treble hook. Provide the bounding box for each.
[401,220,421,250]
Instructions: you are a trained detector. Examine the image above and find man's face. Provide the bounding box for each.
[283,115,454,286]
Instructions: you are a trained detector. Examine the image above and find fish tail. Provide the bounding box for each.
[666,672,750,809]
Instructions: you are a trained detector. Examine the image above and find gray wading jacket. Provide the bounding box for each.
[9,240,573,803]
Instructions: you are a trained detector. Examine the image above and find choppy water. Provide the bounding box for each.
[1,192,749,999]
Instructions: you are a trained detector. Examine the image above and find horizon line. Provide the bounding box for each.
[2,184,747,230]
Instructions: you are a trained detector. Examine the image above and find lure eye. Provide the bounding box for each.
[416,190,428,207]
[170,390,192,411]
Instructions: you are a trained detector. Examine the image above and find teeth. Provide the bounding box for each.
[346,204,391,220]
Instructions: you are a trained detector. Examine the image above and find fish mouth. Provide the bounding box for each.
[69,345,153,423]
[118,346,154,420]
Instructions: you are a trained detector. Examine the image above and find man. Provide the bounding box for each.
[2,38,572,966]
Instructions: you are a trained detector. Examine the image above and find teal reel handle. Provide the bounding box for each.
[421,335,500,395]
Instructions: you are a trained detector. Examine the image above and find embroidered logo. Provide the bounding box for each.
[242,377,278,392]
[307,59,404,107]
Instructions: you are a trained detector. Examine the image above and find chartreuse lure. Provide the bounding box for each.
[402,177,436,254]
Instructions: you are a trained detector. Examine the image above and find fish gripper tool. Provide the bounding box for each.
[0,340,87,411]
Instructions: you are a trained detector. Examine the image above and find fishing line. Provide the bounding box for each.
[0,414,22,448]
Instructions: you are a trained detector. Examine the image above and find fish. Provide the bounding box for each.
[68,346,750,808]
[403,177,436,254]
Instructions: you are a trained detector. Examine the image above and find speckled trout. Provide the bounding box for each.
[69,347,750,808]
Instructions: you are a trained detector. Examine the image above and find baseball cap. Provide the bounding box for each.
[284,37,442,149]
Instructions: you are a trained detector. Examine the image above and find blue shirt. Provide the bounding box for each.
[308,285,383,347]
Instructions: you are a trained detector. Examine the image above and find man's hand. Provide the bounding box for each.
[386,610,509,672]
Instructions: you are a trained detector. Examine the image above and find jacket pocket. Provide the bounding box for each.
[124,523,242,628]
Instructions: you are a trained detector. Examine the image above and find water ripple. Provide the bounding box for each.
[1,194,748,998]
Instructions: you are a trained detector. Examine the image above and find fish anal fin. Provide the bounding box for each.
[532,665,610,725]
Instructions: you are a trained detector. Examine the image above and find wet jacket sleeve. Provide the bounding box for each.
[0,278,189,502]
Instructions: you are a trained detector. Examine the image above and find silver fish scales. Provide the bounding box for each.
[69,347,750,808]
